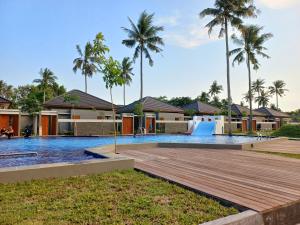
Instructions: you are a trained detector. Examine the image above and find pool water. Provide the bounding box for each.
[0,135,257,168]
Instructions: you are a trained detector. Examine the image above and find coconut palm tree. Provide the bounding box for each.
[209,80,223,97]
[200,0,258,135]
[121,57,134,105]
[230,25,272,133]
[73,42,98,93]
[252,78,265,108]
[255,89,270,107]
[33,68,57,103]
[269,80,288,110]
[122,11,164,99]
[197,91,210,103]
[243,90,254,106]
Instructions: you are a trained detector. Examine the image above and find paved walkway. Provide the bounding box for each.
[120,147,300,213]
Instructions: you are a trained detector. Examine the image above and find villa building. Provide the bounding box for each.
[43,89,117,136]
[118,97,188,135]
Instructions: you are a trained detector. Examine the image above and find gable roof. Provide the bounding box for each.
[231,104,266,117]
[43,89,115,110]
[0,96,11,104]
[182,101,221,115]
[118,96,184,114]
[256,107,291,118]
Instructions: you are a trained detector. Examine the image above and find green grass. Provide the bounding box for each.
[0,170,238,225]
[252,150,300,160]
[272,124,300,138]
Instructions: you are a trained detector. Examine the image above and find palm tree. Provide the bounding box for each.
[122,11,164,99]
[33,68,57,103]
[209,80,223,97]
[73,42,98,93]
[252,78,265,108]
[121,57,134,105]
[230,25,272,133]
[197,91,210,103]
[255,89,270,107]
[269,80,288,110]
[200,0,258,135]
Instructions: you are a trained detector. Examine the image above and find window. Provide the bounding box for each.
[175,117,180,121]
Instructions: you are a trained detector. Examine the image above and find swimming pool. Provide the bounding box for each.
[0,135,258,168]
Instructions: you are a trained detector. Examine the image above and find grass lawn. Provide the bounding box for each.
[0,169,238,225]
[252,150,300,160]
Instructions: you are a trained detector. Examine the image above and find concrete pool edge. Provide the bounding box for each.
[0,157,134,183]
[86,137,287,156]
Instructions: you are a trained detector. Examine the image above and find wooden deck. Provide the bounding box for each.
[251,139,300,154]
[119,146,300,213]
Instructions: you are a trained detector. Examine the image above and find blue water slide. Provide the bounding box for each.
[191,121,216,136]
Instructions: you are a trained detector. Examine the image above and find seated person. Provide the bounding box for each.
[6,126,14,139]
[0,128,6,137]
[23,126,32,138]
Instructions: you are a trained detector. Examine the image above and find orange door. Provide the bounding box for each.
[0,115,9,129]
[41,115,49,136]
[51,116,57,135]
[242,120,247,133]
[146,117,155,134]
[12,115,19,136]
[252,120,257,132]
[122,117,133,135]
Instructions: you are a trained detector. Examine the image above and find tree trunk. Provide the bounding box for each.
[123,85,126,106]
[85,74,87,93]
[257,90,260,108]
[247,56,253,134]
[110,88,117,154]
[276,93,279,110]
[225,18,232,136]
[140,47,143,100]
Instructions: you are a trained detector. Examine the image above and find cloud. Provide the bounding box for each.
[258,0,300,9]
[157,13,220,49]
[164,25,219,49]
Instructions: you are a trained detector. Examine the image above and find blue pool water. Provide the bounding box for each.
[0,135,258,168]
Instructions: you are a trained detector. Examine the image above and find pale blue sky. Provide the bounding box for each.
[0,0,299,110]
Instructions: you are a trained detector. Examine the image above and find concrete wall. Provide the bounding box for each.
[20,115,33,131]
[158,112,184,121]
[72,109,113,119]
[224,122,240,133]
[76,122,115,136]
[164,123,188,134]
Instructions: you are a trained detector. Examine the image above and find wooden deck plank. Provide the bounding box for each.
[120,146,300,213]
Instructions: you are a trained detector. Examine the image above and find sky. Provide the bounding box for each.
[0,0,299,111]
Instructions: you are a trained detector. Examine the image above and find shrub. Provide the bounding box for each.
[272,124,300,138]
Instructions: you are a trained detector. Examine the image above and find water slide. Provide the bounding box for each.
[191,121,216,136]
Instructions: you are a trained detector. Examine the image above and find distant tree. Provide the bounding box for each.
[210,96,222,108]
[270,103,278,111]
[155,96,168,103]
[208,80,223,97]
[73,42,98,93]
[184,109,197,117]
[101,57,124,153]
[255,89,270,107]
[122,11,164,99]
[168,97,193,107]
[33,68,57,103]
[269,80,288,110]
[252,78,265,108]
[230,25,272,133]
[120,57,134,105]
[200,0,258,135]
[196,92,210,103]
[52,83,66,96]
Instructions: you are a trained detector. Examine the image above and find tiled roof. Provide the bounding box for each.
[182,101,221,114]
[231,104,266,117]
[256,107,291,118]
[0,96,11,104]
[43,89,115,110]
[118,97,184,114]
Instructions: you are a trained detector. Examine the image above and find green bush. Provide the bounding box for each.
[272,124,300,138]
